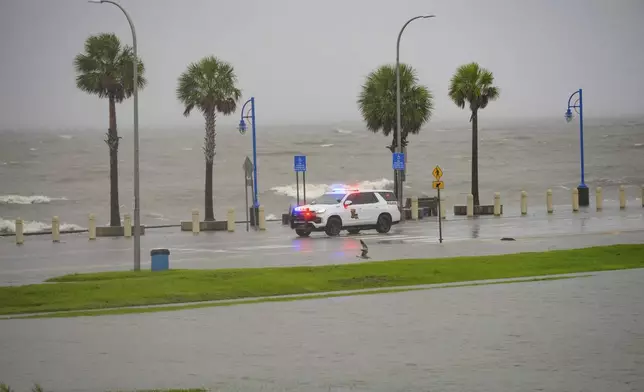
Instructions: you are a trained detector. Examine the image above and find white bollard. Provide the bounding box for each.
[411,196,419,221]
[123,214,132,238]
[258,206,266,231]
[52,216,60,243]
[520,191,528,216]
[192,209,200,234]
[466,194,474,217]
[440,196,446,220]
[88,214,96,240]
[15,217,24,245]
[572,188,579,212]
[547,189,553,214]
[596,187,603,211]
[619,185,626,209]
[227,208,235,232]
[493,192,501,216]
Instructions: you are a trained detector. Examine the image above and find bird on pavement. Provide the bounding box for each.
[357,239,370,259]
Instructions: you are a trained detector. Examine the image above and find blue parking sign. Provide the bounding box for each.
[392,152,405,170]
[294,155,307,172]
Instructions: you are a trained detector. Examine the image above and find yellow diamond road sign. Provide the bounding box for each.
[432,166,443,180]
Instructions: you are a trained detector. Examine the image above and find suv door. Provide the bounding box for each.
[354,192,380,225]
[343,192,362,226]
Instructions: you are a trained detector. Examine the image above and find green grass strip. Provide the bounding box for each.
[0,244,642,316]
[13,275,586,319]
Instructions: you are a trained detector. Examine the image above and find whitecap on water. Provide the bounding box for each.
[0,217,84,234]
[320,144,334,148]
[0,195,68,204]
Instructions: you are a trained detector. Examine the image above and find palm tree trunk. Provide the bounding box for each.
[471,109,480,206]
[203,109,216,221]
[107,96,121,226]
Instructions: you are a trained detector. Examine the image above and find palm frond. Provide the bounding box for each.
[74,33,146,101]
[176,55,242,119]
[448,62,499,113]
[357,63,432,139]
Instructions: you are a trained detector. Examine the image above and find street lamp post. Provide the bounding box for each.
[238,97,259,222]
[395,14,435,217]
[565,88,589,207]
[89,0,141,270]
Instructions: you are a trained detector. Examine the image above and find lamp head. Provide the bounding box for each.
[238,119,247,135]
[564,109,573,123]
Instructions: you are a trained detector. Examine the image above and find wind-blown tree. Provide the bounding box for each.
[448,62,500,206]
[357,63,433,196]
[74,33,147,226]
[177,56,241,221]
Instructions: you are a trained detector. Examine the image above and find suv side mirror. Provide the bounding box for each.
[344,200,353,207]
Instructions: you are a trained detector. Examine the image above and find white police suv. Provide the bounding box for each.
[289,188,401,237]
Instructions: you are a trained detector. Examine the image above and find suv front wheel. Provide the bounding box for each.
[325,216,342,237]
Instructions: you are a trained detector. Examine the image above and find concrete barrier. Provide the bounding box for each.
[619,185,626,209]
[520,191,528,215]
[227,208,235,232]
[411,196,419,220]
[15,218,24,245]
[258,206,266,231]
[466,194,474,217]
[52,216,60,243]
[572,188,579,212]
[88,214,96,240]
[596,187,603,211]
[493,193,501,216]
[192,209,199,234]
[547,189,553,214]
[124,214,132,238]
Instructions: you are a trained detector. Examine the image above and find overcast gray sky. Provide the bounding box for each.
[1,0,643,130]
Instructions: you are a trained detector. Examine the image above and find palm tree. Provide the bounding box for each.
[74,33,147,226]
[357,63,433,197]
[448,62,500,207]
[177,56,242,221]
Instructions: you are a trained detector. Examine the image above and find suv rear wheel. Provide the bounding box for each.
[325,216,342,237]
[376,213,392,234]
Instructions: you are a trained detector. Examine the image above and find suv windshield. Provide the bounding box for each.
[311,192,345,205]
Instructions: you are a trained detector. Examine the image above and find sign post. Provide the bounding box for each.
[243,156,254,232]
[432,165,444,243]
[392,152,405,220]
[294,155,307,205]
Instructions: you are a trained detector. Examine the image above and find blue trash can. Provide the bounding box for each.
[150,248,170,271]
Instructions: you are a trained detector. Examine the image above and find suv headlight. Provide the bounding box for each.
[314,208,326,214]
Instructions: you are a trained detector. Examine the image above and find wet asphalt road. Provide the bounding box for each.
[0,207,643,391]
[1,205,643,285]
[1,269,643,391]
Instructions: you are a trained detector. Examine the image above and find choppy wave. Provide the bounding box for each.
[320,144,334,148]
[270,178,394,199]
[334,128,353,134]
[265,213,279,221]
[0,195,68,205]
[0,217,84,234]
[58,134,73,140]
